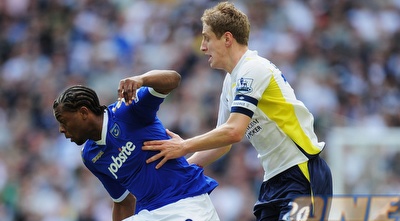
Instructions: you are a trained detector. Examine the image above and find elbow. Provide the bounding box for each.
[170,70,181,89]
[231,133,243,144]
[227,128,244,144]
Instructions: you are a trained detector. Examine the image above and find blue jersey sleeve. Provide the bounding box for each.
[85,161,129,202]
[111,87,167,124]
[81,142,129,202]
[133,87,167,122]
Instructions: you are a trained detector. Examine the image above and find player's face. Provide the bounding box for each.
[53,106,89,146]
[200,24,227,71]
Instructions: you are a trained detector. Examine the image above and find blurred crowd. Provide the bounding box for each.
[0,0,400,220]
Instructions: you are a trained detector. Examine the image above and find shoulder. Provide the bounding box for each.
[243,53,276,68]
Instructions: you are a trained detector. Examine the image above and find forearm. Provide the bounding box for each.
[183,127,240,154]
[182,113,248,155]
[183,111,249,165]
[187,145,232,167]
[143,113,250,169]
[139,70,181,94]
[118,70,181,105]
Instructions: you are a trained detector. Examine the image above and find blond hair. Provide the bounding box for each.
[201,1,250,46]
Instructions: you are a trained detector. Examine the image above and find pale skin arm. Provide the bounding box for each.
[186,146,232,168]
[143,113,251,169]
[112,193,136,221]
[118,70,181,105]
[164,129,232,168]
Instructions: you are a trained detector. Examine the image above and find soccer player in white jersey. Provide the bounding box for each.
[53,70,220,221]
[143,2,333,221]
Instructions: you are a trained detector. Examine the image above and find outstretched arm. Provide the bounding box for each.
[187,145,232,168]
[118,70,181,105]
[112,193,136,221]
[143,113,250,169]
[161,129,232,168]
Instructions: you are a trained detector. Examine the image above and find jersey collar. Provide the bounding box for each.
[95,110,108,145]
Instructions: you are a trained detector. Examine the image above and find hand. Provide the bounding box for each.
[118,77,143,105]
[142,129,187,169]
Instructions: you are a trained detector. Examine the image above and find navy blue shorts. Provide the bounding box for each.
[253,156,332,221]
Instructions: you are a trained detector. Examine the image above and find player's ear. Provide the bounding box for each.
[78,106,90,120]
[224,32,233,47]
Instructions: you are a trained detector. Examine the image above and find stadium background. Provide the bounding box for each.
[0,0,400,220]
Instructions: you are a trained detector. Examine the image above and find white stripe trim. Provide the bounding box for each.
[232,100,257,112]
[149,88,168,98]
[113,189,130,202]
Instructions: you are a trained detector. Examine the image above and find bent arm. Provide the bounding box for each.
[138,70,181,94]
[118,70,181,104]
[112,193,136,221]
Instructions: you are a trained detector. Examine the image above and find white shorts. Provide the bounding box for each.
[122,193,220,221]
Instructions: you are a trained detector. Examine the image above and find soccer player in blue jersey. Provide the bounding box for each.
[53,70,220,221]
[142,2,333,221]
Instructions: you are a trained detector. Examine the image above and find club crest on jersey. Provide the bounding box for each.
[236,77,253,94]
[110,123,121,138]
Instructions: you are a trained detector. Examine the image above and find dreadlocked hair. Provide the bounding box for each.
[53,85,106,115]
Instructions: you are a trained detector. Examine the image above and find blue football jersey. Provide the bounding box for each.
[81,87,218,213]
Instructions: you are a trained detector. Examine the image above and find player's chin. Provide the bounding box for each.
[209,62,220,70]
[209,60,223,70]
[72,139,85,146]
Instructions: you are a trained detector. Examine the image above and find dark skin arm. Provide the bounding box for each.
[112,193,136,221]
[118,70,181,105]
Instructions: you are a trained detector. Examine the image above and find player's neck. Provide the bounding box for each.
[90,114,104,141]
[226,46,248,73]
